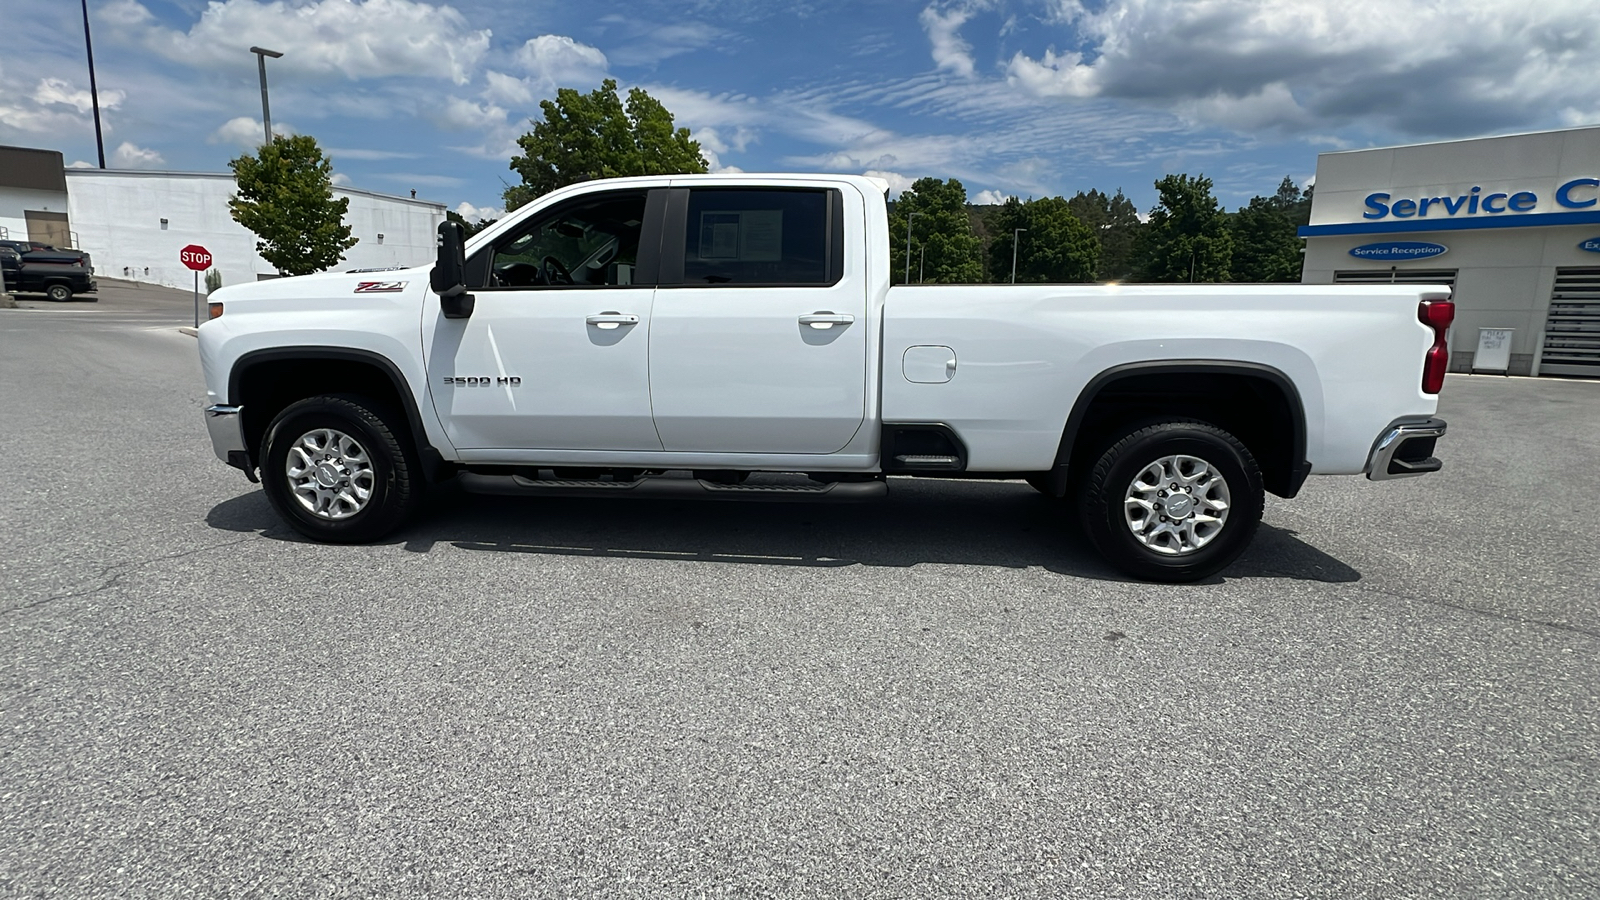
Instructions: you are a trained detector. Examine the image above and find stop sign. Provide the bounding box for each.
[180,245,212,271]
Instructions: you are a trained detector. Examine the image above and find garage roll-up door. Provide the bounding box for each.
[1541,267,1600,378]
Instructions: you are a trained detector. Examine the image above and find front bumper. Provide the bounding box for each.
[204,405,257,480]
[1365,418,1447,481]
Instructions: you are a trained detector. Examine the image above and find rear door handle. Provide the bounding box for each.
[799,312,855,329]
[586,312,639,330]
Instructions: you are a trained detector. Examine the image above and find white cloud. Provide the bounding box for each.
[429,97,507,132]
[863,170,915,197]
[107,0,491,85]
[330,173,352,186]
[517,35,609,88]
[34,77,125,114]
[208,117,294,149]
[599,17,730,67]
[971,189,1014,205]
[454,201,504,221]
[1007,0,1600,137]
[326,147,419,161]
[920,5,978,78]
[111,141,164,168]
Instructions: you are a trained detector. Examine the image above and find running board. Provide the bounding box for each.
[458,473,887,503]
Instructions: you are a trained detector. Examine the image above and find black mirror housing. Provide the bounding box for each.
[432,220,475,319]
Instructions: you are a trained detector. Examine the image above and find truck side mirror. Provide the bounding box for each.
[431,220,475,319]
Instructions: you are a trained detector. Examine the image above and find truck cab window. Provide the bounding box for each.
[483,191,647,289]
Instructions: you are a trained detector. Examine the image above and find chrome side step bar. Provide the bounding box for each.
[458,473,887,502]
[1366,418,1447,481]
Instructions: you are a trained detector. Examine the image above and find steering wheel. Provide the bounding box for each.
[541,255,574,286]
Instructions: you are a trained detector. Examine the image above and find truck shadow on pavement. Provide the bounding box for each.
[206,478,1360,584]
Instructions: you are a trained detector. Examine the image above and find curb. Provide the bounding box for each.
[179,326,198,337]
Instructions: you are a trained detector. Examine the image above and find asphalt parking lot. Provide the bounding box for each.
[2,282,1596,898]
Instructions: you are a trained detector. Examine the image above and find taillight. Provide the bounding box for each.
[1419,299,1454,394]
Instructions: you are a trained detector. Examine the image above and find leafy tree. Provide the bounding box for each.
[1067,188,1143,281]
[228,135,358,276]
[504,79,707,211]
[447,209,498,237]
[1132,174,1232,283]
[890,177,983,284]
[1228,176,1308,283]
[986,196,1099,283]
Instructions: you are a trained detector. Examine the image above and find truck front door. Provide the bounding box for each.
[422,189,663,451]
[647,186,868,453]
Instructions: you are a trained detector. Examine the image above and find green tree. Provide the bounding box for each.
[228,135,358,276]
[986,196,1099,283]
[504,79,707,211]
[890,177,983,284]
[1132,174,1232,283]
[1228,176,1307,283]
[1067,188,1143,281]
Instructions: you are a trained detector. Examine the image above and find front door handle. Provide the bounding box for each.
[586,312,639,330]
[799,312,855,329]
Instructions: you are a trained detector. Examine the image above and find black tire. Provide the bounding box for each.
[1078,422,1263,583]
[260,394,421,543]
[46,283,71,302]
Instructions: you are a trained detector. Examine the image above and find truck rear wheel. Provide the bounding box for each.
[260,394,420,543]
[1078,422,1263,582]
[46,283,72,302]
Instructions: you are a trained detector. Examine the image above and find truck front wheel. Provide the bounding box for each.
[260,394,420,543]
[1078,422,1263,583]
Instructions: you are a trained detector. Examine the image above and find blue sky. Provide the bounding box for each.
[4,0,1597,221]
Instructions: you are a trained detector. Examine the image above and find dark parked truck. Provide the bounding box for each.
[197,174,1453,582]
[0,240,96,301]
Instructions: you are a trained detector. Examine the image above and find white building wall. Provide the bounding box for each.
[0,185,71,244]
[64,170,444,290]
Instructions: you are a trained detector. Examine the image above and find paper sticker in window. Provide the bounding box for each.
[697,210,782,262]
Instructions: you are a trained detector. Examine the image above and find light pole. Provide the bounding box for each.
[1010,227,1027,283]
[918,243,926,284]
[249,46,283,145]
[81,0,106,168]
[904,211,919,285]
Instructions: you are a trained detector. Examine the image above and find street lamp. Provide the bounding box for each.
[904,211,919,285]
[249,46,284,145]
[1011,227,1027,283]
[919,242,926,284]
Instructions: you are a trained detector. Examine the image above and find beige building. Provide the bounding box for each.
[1301,126,1600,378]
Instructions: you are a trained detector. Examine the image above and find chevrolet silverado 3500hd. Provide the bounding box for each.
[197,174,1451,581]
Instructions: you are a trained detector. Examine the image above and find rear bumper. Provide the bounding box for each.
[1365,418,1447,481]
[204,404,256,479]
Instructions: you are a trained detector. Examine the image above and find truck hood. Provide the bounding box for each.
[209,265,432,305]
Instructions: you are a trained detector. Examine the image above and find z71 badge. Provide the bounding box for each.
[353,281,408,293]
[443,376,521,386]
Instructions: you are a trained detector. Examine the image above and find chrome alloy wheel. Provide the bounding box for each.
[1123,454,1231,555]
[285,428,376,520]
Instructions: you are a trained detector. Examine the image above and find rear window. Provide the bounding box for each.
[681,189,836,286]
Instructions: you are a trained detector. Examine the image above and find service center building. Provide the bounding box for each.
[1301,125,1600,378]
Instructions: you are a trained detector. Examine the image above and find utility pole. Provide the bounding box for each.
[249,46,284,145]
[1011,228,1027,283]
[903,211,919,285]
[81,0,105,168]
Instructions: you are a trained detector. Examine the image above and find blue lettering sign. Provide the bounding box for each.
[1363,193,1390,219]
[1349,241,1449,260]
[1557,178,1599,209]
[1580,237,1600,253]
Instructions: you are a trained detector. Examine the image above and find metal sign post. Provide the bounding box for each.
[179,244,212,327]
[193,270,200,327]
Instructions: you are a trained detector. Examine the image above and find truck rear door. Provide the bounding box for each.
[646,185,868,453]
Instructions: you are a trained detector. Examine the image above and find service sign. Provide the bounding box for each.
[1580,237,1600,253]
[1348,241,1449,261]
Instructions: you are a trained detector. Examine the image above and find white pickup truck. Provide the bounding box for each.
[198,173,1452,581]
